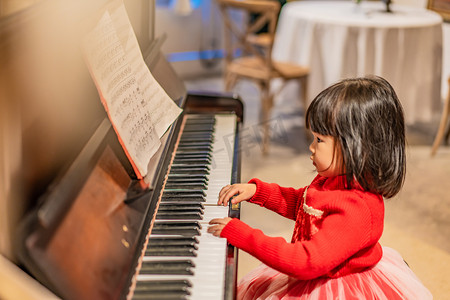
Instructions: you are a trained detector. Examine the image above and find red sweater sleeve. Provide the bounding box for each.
[248,178,306,221]
[220,188,384,280]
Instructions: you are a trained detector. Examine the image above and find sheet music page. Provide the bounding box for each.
[82,3,182,178]
[110,3,182,138]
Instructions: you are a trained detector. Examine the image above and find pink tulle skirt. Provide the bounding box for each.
[237,247,432,299]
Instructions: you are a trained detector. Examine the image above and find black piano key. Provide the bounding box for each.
[167,172,209,178]
[181,123,214,130]
[172,156,211,163]
[167,167,210,175]
[175,148,212,155]
[163,187,206,193]
[179,138,213,145]
[164,183,207,190]
[172,159,211,166]
[148,236,199,246]
[173,157,211,165]
[156,206,203,213]
[177,138,213,144]
[135,279,192,292]
[152,221,201,236]
[174,156,211,163]
[159,202,205,207]
[185,117,214,122]
[175,149,212,155]
[146,246,197,257]
[180,138,212,143]
[185,119,215,125]
[178,140,213,147]
[179,136,213,143]
[155,211,202,220]
[171,163,210,170]
[178,141,212,147]
[140,260,195,275]
[165,177,208,184]
[175,160,208,167]
[153,221,201,228]
[186,123,214,128]
[177,144,212,151]
[133,280,192,299]
[161,196,206,203]
[185,116,215,124]
[158,203,204,211]
[164,184,207,191]
[150,241,199,250]
[182,124,214,132]
[170,167,210,175]
[157,207,203,214]
[133,293,188,300]
[177,142,212,147]
[185,118,215,124]
[178,130,213,136]
[164,183,209,190]
[167,173,209,181]
[165,177,208,186]
[179,130,214,136]
[163,190,206,196]
[133,281,191,300]
[186,114,215,118]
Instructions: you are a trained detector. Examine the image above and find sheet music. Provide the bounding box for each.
[82,2,182,178]
[110,4,182,138]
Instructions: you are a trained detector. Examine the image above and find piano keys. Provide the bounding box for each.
[128,114,238,300]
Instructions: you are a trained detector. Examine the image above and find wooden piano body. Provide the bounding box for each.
[0,1,243,299]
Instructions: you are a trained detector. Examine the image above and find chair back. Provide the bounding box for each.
[216,0,280,73]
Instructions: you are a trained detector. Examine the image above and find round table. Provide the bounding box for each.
[273,1,443,124]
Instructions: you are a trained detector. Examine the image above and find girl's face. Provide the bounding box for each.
[309,131,342,177]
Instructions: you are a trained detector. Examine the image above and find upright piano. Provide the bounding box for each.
[0,1,243,299]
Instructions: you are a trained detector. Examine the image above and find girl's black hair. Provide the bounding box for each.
[305,76,406,198]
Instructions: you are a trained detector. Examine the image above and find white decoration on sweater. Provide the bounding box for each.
[302,186,324,217]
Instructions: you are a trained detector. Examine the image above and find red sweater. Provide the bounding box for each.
[220,175,384,280]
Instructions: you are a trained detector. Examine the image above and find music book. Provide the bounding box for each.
[82,1,182,179]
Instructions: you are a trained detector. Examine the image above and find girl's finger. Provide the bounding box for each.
[209,217,225,225]
[224,187,241,204]
[218,185,237,206]
[209,217,232,225]
[207,223,223,237]
[218,185,233,205]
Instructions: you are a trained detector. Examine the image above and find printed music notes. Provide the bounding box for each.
[82,2,182,179]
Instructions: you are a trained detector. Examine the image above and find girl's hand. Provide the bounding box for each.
[208,217,232,237]
[217,183,257,206]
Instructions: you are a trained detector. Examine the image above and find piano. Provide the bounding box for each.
[0,1,243,299]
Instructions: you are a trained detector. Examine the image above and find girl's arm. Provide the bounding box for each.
[218,190,383,280]
[247,178,306,220]
[217,178,306,220]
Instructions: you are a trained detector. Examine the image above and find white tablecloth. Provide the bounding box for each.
[273,1,443,124]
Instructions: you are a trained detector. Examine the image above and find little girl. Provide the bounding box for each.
[208,76,432,299]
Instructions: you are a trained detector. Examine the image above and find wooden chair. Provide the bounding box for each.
[431,76,450,156]
[216,0,310,153]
